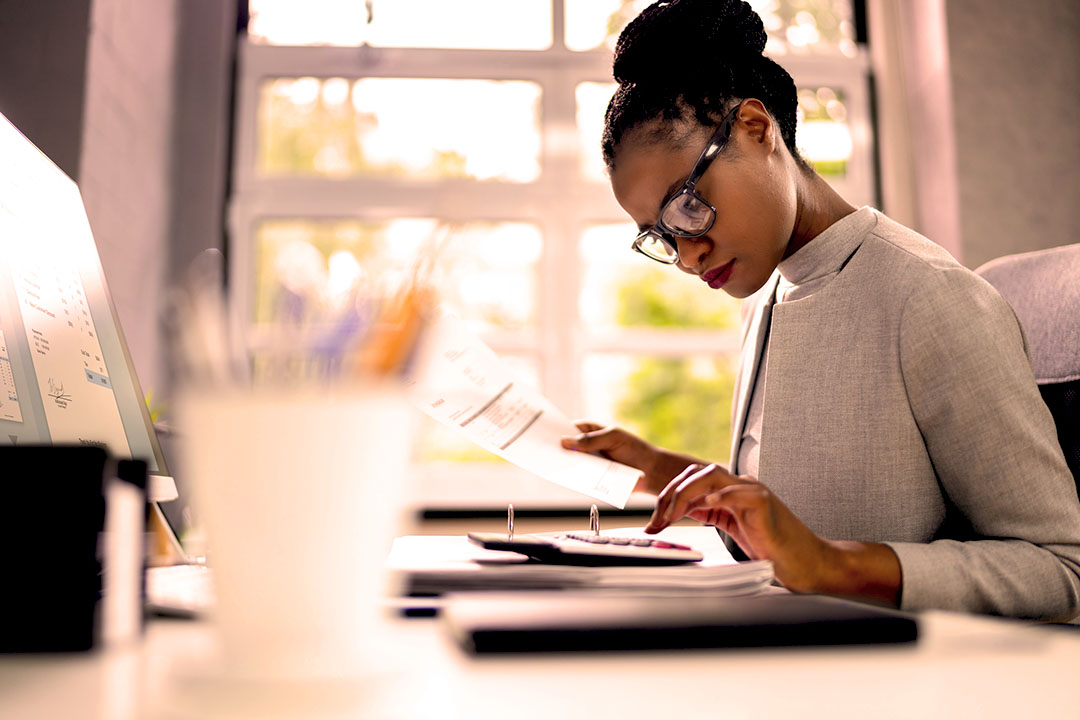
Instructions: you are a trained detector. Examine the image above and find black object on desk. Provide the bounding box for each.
[1,446,107,652]
[443,591,918,654]
[0,446,147,653]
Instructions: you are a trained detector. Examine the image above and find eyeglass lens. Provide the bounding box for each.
[660,191,712,235]
[637,233,677,261]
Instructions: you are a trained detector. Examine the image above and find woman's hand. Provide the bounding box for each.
[559,422,704,496]
[646,463,902,605]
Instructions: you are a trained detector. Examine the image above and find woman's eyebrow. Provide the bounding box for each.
[636,178,688,233]
[664,179,683,201]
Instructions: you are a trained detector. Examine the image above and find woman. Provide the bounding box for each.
[562,0,1080,620]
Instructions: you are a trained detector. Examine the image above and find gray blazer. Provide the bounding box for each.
[729,209,1080,620]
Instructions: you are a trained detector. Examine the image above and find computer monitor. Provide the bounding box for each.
[0,110,176,501]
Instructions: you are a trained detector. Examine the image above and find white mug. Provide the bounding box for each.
[178,384,414,678]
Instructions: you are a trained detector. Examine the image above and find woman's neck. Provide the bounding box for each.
[784,170,857,260]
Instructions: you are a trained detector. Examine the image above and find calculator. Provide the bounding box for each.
[467,532,704,566]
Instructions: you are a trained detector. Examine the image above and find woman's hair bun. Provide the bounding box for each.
[613,0,768,85]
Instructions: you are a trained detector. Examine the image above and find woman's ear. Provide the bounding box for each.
[734,99,777,154]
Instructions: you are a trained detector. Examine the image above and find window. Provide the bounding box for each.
[231,0,874,508]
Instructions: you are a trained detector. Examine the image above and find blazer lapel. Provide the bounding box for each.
[729,272,779,471]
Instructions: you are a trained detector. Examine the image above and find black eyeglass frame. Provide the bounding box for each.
[631,102,743,265]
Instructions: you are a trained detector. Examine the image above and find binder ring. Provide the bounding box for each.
[589,504,599,535]
[507,504,514,541]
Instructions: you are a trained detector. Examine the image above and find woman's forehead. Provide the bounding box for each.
[610,138,702,222]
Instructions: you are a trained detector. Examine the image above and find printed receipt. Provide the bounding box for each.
[405,312,638,508]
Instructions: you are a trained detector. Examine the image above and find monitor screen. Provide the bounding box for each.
[0,111,175,501]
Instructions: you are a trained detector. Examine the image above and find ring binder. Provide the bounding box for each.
[502,504,601,541]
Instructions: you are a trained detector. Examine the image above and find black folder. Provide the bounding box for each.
[442,591,918,654]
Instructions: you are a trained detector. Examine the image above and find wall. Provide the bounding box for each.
[78,0,179,397]
[946,0,1080,268]
[868,0,962,260]
[168,0,237,295]
[1,0,235,406]
[0,0,92,180]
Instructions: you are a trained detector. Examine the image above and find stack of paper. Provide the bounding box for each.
[387,526,774,597]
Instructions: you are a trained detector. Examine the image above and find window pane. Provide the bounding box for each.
[580,224,740,329]
[564,0,648,51]
[576,82,617,182]
[253,219,541,333]
[258,78,541,181]
[584,353,737,463]
[796,86,852,178]
[755,0,858,57]
[249,0,552,49]
[565,0,856,57]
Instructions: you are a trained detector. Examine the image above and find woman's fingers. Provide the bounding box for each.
[572,421,605,434]
[647,463,705,531]
[560,423,617,452]
[646,463,742,533]
[685,486,764,553]
[560,424,651,469]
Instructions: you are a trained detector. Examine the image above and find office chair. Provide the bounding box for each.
[976,244,1080,488]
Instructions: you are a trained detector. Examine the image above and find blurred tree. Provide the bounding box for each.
[617,356,735,463]
[259,78,467,178]
[604,0,854,54]
[614,269,738,463]
[616,265,737,328]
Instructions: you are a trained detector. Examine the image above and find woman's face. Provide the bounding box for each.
[609,109,798,299]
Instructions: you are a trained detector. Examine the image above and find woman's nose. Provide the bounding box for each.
[675,235,710,272]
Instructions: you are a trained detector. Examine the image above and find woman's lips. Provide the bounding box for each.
[702,259,735,289]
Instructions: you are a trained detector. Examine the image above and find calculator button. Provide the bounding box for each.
[588,536,610,544]
[609,537,630,545]
[630,539,652,547]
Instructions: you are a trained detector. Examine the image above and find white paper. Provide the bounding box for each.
[405,311,638,508]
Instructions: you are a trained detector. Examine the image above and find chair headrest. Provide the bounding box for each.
[976,244,1080,383]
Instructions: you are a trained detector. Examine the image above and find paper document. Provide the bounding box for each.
[405,312,638,508]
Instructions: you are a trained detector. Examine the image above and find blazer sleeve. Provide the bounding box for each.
[886,267,1080,620]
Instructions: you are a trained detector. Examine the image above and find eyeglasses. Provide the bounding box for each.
[631,102,743,265]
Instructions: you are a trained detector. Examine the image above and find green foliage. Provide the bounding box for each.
[808,159,847,177]
[617,357,734,463]
[612,259,738,463]
[259,79,469,179]
[616,266,737,329]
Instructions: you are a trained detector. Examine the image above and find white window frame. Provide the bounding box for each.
[228,1,874,509]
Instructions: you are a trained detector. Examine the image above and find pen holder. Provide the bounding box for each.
[176,383,415,679]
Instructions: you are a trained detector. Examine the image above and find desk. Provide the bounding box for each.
[2,610,1079,719]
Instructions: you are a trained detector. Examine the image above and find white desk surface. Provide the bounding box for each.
[3,608,1080,720]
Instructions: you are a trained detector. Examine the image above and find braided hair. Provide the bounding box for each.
[601,0,808,172]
